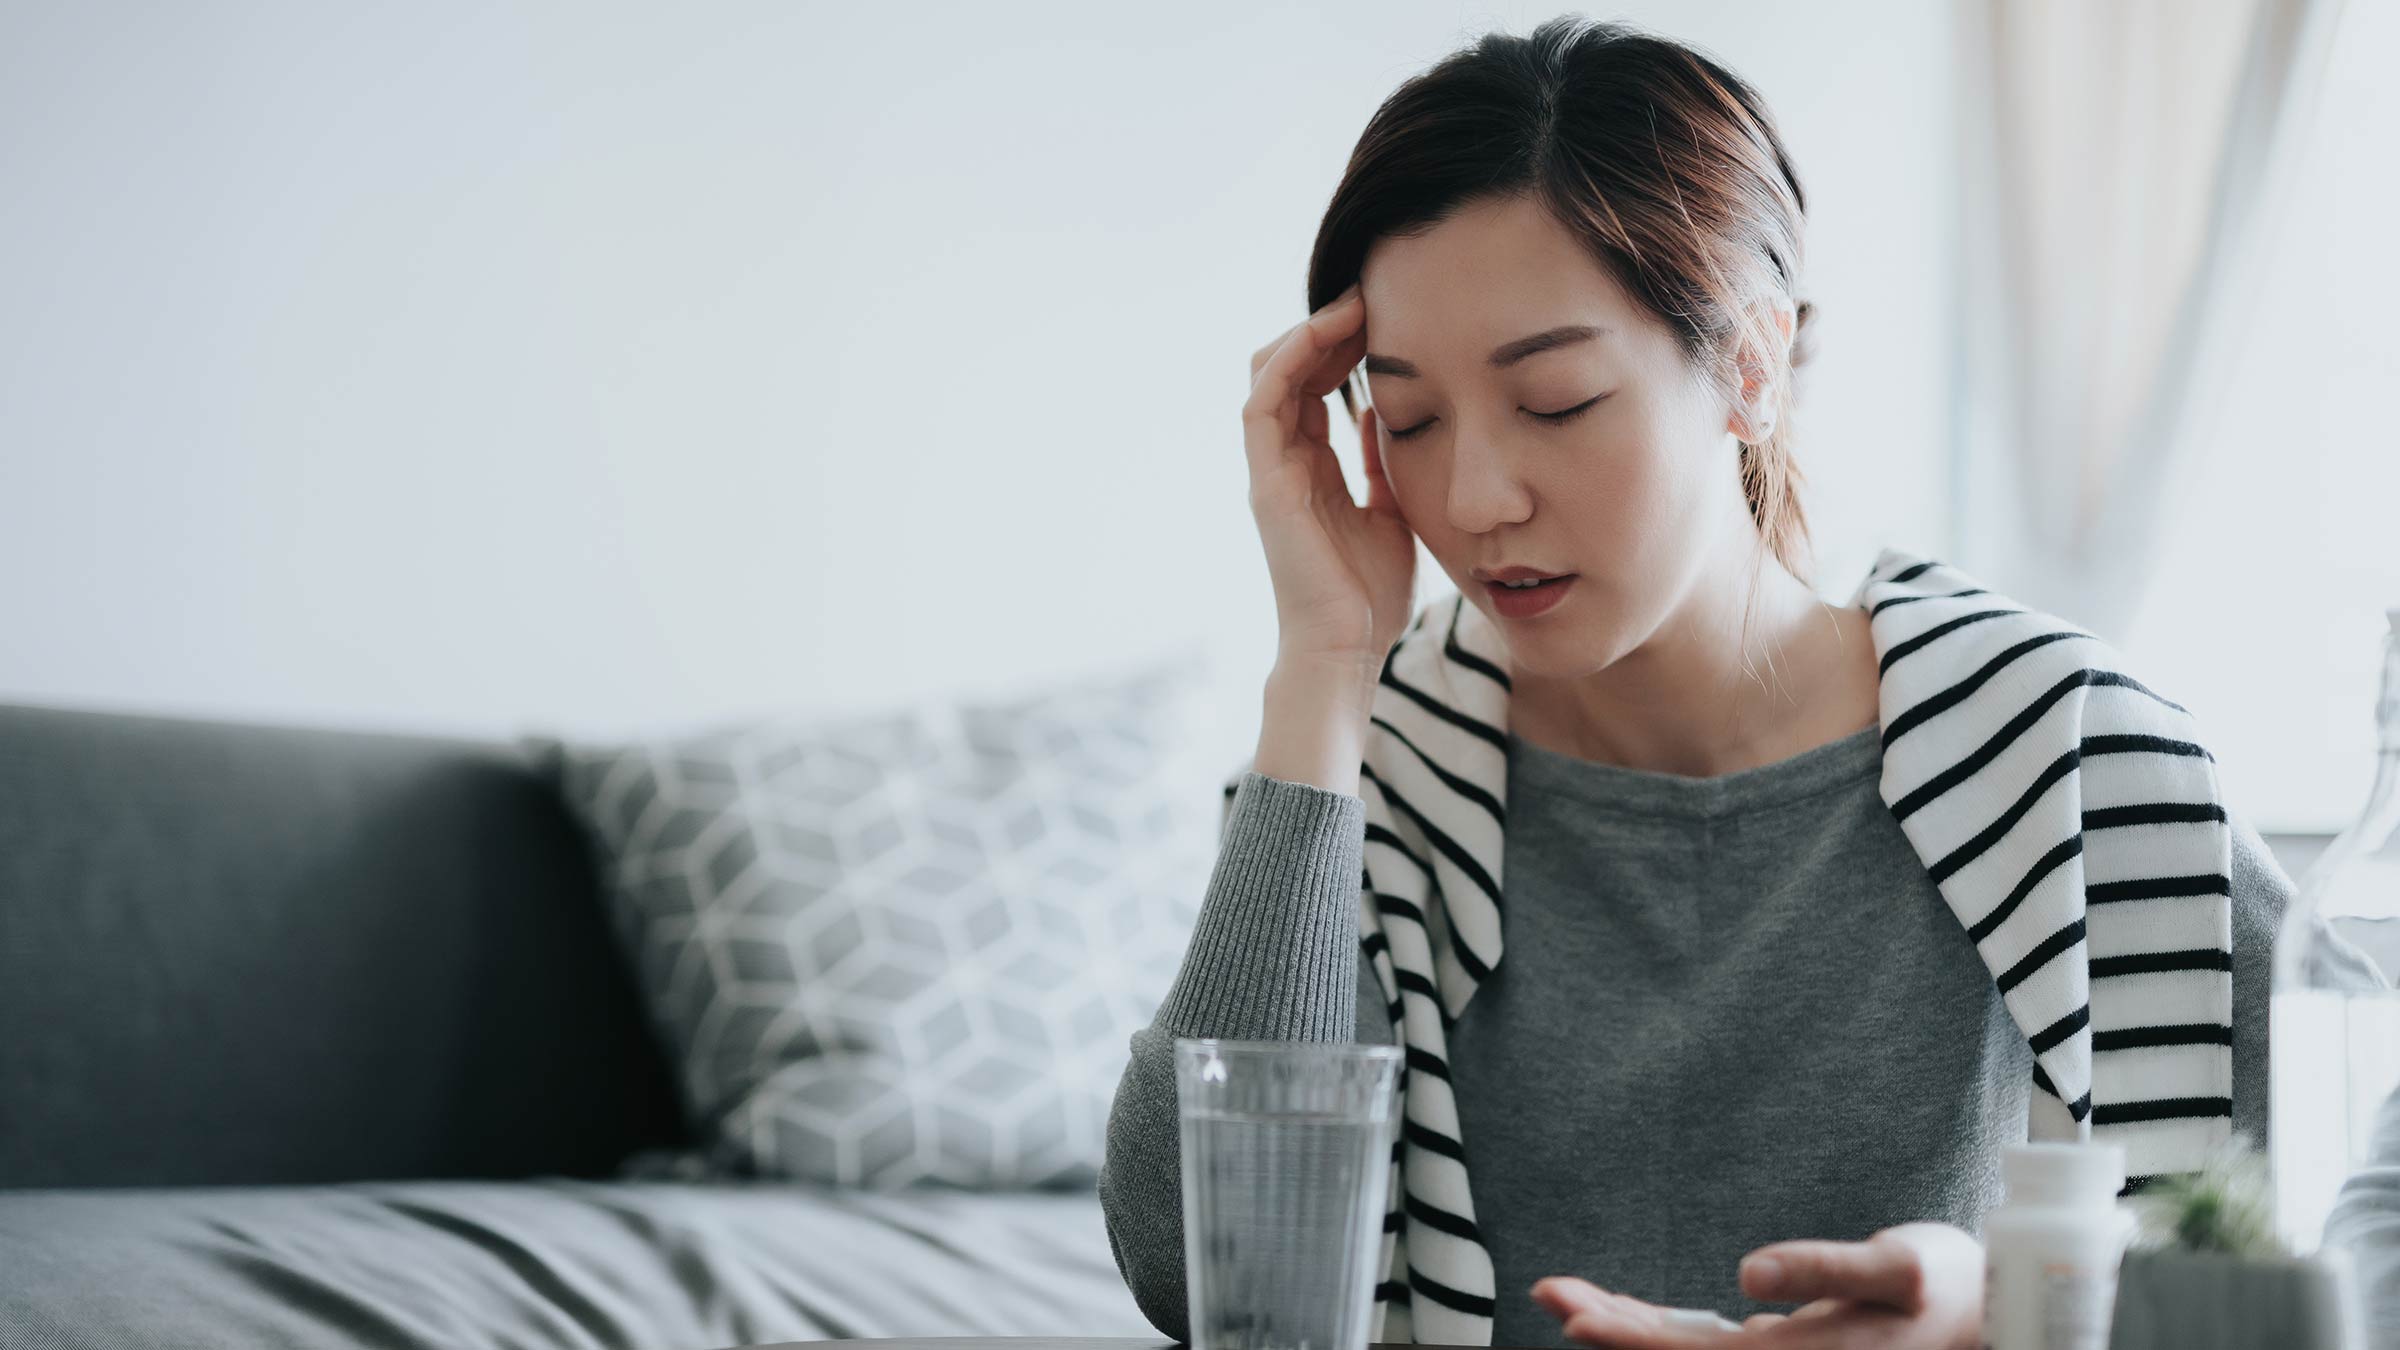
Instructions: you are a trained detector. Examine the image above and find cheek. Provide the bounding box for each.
[1551,434,1722,581]
[1381,453,1441,531]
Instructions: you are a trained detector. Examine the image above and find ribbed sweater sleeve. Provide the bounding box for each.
[1095,770,1390,1341]
[2228,806,2292,1149]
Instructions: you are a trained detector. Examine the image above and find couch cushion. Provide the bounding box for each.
[549,661,1214,1190]
[0,1178,1154,1350]
[0,701,684,1187]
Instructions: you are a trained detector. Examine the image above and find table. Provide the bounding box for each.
[738,1339,1512,1350]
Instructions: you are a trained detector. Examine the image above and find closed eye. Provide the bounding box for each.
[1530,392,1608,425]
[1382,393,1608,442]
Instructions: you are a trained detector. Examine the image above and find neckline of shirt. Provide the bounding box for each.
[1504,719,1884,819]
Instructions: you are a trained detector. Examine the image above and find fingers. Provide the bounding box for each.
[1739,1234,1924,1312]
[1241,285,1366,476]
[1358,403,1398,516]
[1532,1277,1745,1349]
[1531,1276,1906,1350]
[1298,311,1369,400]
[1247,287,1365,389]
[1562,1304,1736,1348]
[1245,284,1362,388]
[1530,1275,1603,1321]
[1729,1226,1985,1349]
[1298,376,1329,452]
[1874,1221,1987,1326]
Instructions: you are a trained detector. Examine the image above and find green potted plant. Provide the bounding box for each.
[2107,1134,2362,1349]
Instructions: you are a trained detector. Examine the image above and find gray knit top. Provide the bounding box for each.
[1096,723,2287,1345]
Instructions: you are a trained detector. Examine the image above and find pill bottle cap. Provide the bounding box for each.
[2002,1141,2126,1207]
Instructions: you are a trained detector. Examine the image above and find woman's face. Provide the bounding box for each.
[1359,192,1754,679]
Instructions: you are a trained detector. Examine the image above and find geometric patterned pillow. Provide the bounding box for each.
[551,659,1214,1190]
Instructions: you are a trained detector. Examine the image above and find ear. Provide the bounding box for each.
[1724,292,1797,444]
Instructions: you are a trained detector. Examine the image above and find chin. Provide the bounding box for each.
[1489,619,1627,683]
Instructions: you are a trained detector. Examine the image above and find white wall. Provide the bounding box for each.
[0,1,1956,757]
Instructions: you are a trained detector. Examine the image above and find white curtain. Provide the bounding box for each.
[1948,0,2347,638]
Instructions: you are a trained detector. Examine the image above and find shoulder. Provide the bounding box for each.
[1852,552,2208,744]
[1858,552,2163,700]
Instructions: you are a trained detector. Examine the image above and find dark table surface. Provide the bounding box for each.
[739,1325,1507,1335]
[741,1342,1176,1350]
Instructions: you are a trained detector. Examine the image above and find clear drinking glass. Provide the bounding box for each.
[1176,1037,1404,1350]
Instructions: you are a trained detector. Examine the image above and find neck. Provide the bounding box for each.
[1507,536,1879,778]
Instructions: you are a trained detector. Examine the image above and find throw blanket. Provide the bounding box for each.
[1218,547,2236,1345]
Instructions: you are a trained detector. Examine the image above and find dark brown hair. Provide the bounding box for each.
[1311,14,1820,586]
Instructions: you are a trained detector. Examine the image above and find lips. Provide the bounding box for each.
[1483,572,1578,618]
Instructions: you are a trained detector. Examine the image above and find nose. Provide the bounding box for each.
[1445,434,1533,535]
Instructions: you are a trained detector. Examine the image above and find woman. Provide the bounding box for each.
[1097,16,2287,1349]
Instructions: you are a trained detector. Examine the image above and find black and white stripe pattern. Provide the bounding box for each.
[1218,547,2234,1346]
[1857,553,2235,1176]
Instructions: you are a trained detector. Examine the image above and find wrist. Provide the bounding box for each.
[1266,651,1380,714]
[1255,657,1377,798]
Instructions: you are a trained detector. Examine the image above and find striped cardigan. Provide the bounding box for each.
[1218,547,2238,1346]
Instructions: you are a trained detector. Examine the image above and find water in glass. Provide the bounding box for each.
[1176,1038,1402,1350]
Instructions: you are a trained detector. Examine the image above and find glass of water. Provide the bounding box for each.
[1175,1037,1404,1350]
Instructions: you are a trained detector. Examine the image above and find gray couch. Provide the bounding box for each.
[0,701,1154,1349]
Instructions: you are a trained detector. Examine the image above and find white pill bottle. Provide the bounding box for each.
[1981,1141,2138,1350]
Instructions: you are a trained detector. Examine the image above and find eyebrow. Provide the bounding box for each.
[1362,324,1611,378]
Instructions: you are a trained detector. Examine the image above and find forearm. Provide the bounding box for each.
[1096,771,1372,1338]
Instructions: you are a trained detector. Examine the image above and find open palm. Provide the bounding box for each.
[1531,1223,1986,1350]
